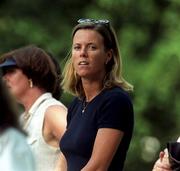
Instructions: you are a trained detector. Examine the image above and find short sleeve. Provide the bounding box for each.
[97,91,134,132]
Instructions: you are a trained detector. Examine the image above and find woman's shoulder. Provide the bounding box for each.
[40,93,67,112]
[1,128,25,140]
[0,128,30,153]
[103,87,132,101]
[99,87,134,114]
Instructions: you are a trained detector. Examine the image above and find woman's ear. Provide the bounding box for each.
[105,49,113,64]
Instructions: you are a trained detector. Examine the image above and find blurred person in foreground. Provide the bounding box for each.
[0,75,35,171]
[0,45,67,171]
[58,18,134,171]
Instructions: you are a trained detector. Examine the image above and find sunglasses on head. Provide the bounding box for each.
[78,18,110,26]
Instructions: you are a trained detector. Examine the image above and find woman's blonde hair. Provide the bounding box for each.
[62,21,133,97]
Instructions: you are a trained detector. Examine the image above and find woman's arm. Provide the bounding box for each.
[54,153,67,171]
[44,105,67,146]
[81,128,124,171]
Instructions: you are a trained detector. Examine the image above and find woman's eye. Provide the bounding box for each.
[73,46,80,50]
[89,45,96,50]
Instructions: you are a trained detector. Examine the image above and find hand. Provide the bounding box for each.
[152,151,172,171]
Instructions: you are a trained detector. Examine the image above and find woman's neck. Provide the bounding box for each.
[19,87,45,112]
[82,81,103,102]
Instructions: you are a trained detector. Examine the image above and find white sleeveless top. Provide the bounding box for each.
[23,93,66,171]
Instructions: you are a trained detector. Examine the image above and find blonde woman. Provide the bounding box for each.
[59,18,134,171]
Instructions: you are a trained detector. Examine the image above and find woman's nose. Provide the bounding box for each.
[80,47,88,57]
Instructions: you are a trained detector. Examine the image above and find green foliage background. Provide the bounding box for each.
[0,0,179,170]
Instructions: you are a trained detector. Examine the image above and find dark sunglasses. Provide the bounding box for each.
[78,18,110,26]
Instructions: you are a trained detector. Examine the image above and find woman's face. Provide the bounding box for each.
[72,29,112,81]
[2,67,30,101]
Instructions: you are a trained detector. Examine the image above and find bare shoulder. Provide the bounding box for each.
[46,104,67,114]
[44,104,67,124]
